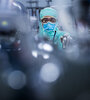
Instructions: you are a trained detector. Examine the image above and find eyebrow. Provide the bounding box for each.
[41,16,55,19]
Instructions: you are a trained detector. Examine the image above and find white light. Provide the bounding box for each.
[43,43,53,52]
[43,54,50,59]
[32,50,38,58]
[30,16,37,21]
[38,43,43,50]
[40,63,60,83]
[8,71,26,90]
[13,2,22,10]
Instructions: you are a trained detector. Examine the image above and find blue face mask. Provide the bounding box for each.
[43,22,56,31]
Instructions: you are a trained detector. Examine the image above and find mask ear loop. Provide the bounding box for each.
[52,20,58,42]
[53,31,56,43]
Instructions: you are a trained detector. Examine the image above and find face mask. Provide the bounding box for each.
[43,22,56,31]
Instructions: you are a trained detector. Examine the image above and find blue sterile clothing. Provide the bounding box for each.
[39,7,69,49]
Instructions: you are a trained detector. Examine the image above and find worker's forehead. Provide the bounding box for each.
[43,16,55,18]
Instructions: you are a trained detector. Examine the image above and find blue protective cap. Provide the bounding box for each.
[40,7,58,19]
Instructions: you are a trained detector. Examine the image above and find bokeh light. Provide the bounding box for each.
[8,70,26,90]
[43,54,50,59]
[40,63,60,83]
[43,43,53,52]
[32,50,38,58]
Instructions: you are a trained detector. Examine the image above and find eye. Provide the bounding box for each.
[42,18,48,23]
[51,18,56,23]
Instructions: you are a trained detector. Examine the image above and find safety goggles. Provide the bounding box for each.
[41,17,56,23]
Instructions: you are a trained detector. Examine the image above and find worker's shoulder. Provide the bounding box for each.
[56,30,66,36]
[58,30,71,36]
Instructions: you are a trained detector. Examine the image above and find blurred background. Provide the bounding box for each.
[0,0,90,100]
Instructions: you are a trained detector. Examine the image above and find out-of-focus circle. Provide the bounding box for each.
[32,50,38,58]
[1,21,8,26]
[8,70,26,90]
[43,54,50,59]
[40,63,60,83]
[43,43,53,52]
[38,43,43,50]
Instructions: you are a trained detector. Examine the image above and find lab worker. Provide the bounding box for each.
[39,7,71,49]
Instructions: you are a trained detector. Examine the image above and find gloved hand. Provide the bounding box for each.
[60,33,72,49]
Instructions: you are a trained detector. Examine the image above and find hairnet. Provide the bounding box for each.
[40,7,58,19]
